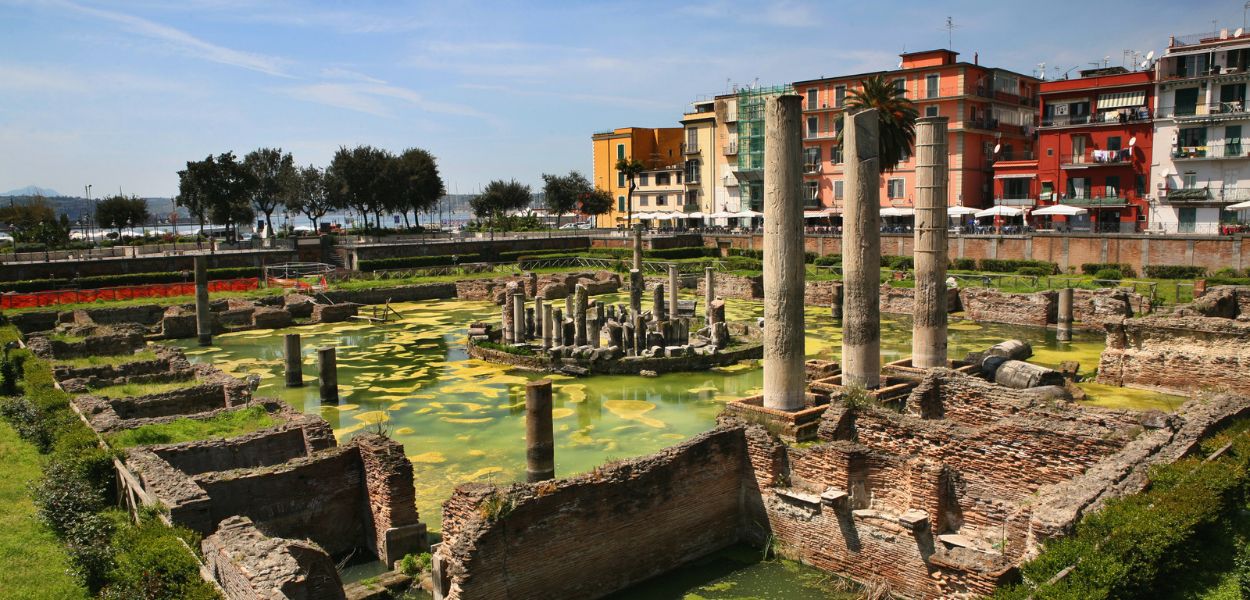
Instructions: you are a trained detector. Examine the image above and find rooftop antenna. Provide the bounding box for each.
[1103,56,1111,68]
[1037,62,1047,80]
[942,16,958,50]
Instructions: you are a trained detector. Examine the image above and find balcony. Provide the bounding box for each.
[723,142,738,155]
[994,197,1035,207]
[1041,109,1151,128]
[804,131,837,141]
[722,174,739,187]
[1164,187,1250,204]
[1061,149,1133,168]
[1170,143,1250,160]
[989,151,1037,164]
[1063,194,1132,207]
[1160,101,1250,122]
[803,162,823,175]
[682,142,700,155]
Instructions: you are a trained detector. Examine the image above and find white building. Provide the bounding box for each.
[1152,28,1250,234]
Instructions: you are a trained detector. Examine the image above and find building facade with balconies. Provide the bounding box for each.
[994,67,1154,232]
[794,49,1039,215]
[631,164,692,221]
[680,99,718,216]
[1152,29,1250,233]
[590,126,683,228]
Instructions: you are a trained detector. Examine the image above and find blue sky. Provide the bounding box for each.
[0,0,1236,197]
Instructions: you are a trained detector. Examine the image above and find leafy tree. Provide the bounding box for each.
[198,152,255,241]
[326,145,394,229]
[843,74,919,173]
[392,148,445,229]
[541,171,594,228]
[579,188,613,222]
[614,157,645,227]
[176,163,210,240]
[242,147,297,236]
[0,197,61,244]
[94,195,149,237]
[287,165,332,232]
[472,180,532,235]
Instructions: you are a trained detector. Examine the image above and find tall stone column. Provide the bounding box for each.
[573,284,588,346]
[501,283,515,344]
[1057,287,1074,341]
[513,289,527,343]
[284,333,302,388]
[541,304,553,349]
[525,380,555,482]
[629,269,643,318]
[912,116,950,369]
[830,281,844,325]
[653,283,667,321]
[194,256,212,346]
[841,108,882,388]
[668,264,680,319]
[704,266,716,320]
[534,296,544,339]
[632,226,643,271]
[318,346,338,404]
[762,94,807,411]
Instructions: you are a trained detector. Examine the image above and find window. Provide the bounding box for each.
[893,78,906,96]
[1174,88,1200,116]
[899,144,911,163]
[640,173,649,186]
[1105,176,1120,198]
[1041,181,1054,201]
[1135,175,1146,197]
[617,144,625,160]
[1182,173,1198,189]
[676,171,683,184]
[925,73,939,99]
[833,180,844,200]
[656,195,666,206]
[686,128,698,146]
[1107,136,1122,151]
[639,195,649,206]
[887,178,905,198]
[1003,179,1029,199]
[835,117,844,136]
[685,159,700,183]
[835,85,846,107]
[617,196,625,211]
[805,182,819,205]
[686,191,698,205]
[807,88,818,108]
[831,146,843,164]
[804,147,822,165]
[618,171,625,187]
[807,117,818,137]
[925,105,939,117]
[1178,127,1207,150]
[656,173,670,185]
[1067,177,1089,198]
[1227,125,1243,157]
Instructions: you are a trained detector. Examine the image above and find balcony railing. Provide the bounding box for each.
[990,150,1037,163]
[994,197,1034,206]
[682,142,700,155]
[803,162,823,174]
[1165,187,1250,203]
[1063,194,1132,207]
[804,131,837,140]
[1041,109,1151,128]
[1160,101,1250,120]
[1172,142,1248,159]
[1061,149,1133,167]
[723,142,738,155]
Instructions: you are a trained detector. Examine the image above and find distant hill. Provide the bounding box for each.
[1,185,61,197]
[1,194,183,223]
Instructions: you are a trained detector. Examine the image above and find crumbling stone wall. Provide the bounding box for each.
[203,516,346,600]
[1071,288,1139,325]
[959,288,1055,327]
[26,327,147,360]
[357,434,427,566]
[1098,314,1250,393]
[697,273,763,301]
[73,375,251,433]
[434,428,751,600]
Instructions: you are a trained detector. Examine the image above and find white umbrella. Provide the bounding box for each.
[686,211,705,219]
[1226,200,1250,210]
[732,210,763,218]
[803,210,831,218]
[633,212,655,220]
[880,207,915,217]
[974,206,1023,218]
[709,211,736,218]
[947,206,978,216]
[653,212,678,220]
[1031,204,1087,216]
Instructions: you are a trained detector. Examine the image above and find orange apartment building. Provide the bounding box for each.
[793,49,1040,212]
[590,126,684,228]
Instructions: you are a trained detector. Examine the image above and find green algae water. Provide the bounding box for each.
[172,292,1182,527]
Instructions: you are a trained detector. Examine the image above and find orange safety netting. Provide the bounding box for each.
[0,278,260,310]
[266,275,327,291]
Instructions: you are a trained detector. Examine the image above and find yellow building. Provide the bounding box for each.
[591,127,683,228]
[679,99,719,216]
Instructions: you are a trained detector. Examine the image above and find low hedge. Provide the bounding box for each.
[813,255,842,267]
[995,420,1250,600]
[728,248,764,260]
[0,267,263,293]
[1144,265,1207,279]
[357,254,483,271]
[950,258,977,271]
[644,247,719,260]
[1017,266,1053,277]
[883,255,913,270]
[978,258,1059,274]
[1081,263,1137,278]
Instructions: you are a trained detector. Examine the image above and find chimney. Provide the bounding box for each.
[974,52,979,65]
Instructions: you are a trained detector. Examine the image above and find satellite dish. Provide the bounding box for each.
[1238,28,1245,37]
[1140,60,1150,69]
[897,60,904,68]
[993,143,1002,154]
[1145,50,1155,61]
[1130,136,1137,147]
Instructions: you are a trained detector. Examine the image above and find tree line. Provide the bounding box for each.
[469,172,613,232]
[176,145,445,238]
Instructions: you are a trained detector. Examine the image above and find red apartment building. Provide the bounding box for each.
[793,49,1040,213]
[992,67,1154,232]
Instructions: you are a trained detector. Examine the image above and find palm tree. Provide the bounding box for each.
[842,74,919,173]
[615,157,646,230]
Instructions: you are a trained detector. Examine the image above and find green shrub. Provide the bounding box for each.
[1207,276,1250,286]
[813,255,842,267]
[644,247,717,260]
[1213,267,1241,278]
[100,519,218,600]
[476,340,537,356]
[978,258,1058,274]
[1144,265,1207,279]
[1093,268,1124,286]
[0,267,262,293]
[357,254,483,272]
[882,255,913,270]
[728,248,764,260]
[723,257,762,272]
[950,258,977,271]
[1017,266,1052,277]
[399,552,433,576]
[1081,263,1137,278]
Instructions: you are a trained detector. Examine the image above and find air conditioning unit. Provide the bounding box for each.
[1156,182,1166,189]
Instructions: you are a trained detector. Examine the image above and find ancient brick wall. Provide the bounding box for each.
[435,428,750,600]
[350,236,589,261]
[354,434,427,566]
[203,516,346,600]
[153,421,324,476]
[1071,288,1139,325]
[1098,315,1250,393]
[958,288,1055,327]
[698,272,763,301]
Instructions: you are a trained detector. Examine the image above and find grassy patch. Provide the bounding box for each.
[46,332,86,344]
[475,340,537,356]
[0,420,89,599]
[88,380,195,399]
[107,405,278,449]
[54,350,159,369]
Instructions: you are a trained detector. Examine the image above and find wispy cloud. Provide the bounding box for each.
[45,0,292,77]
[277,80,486,120]
[0,62,193,95]
[677,0,820,28]
[319,67,387,85]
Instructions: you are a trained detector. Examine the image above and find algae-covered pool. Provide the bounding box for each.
[173,292,1183,525]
